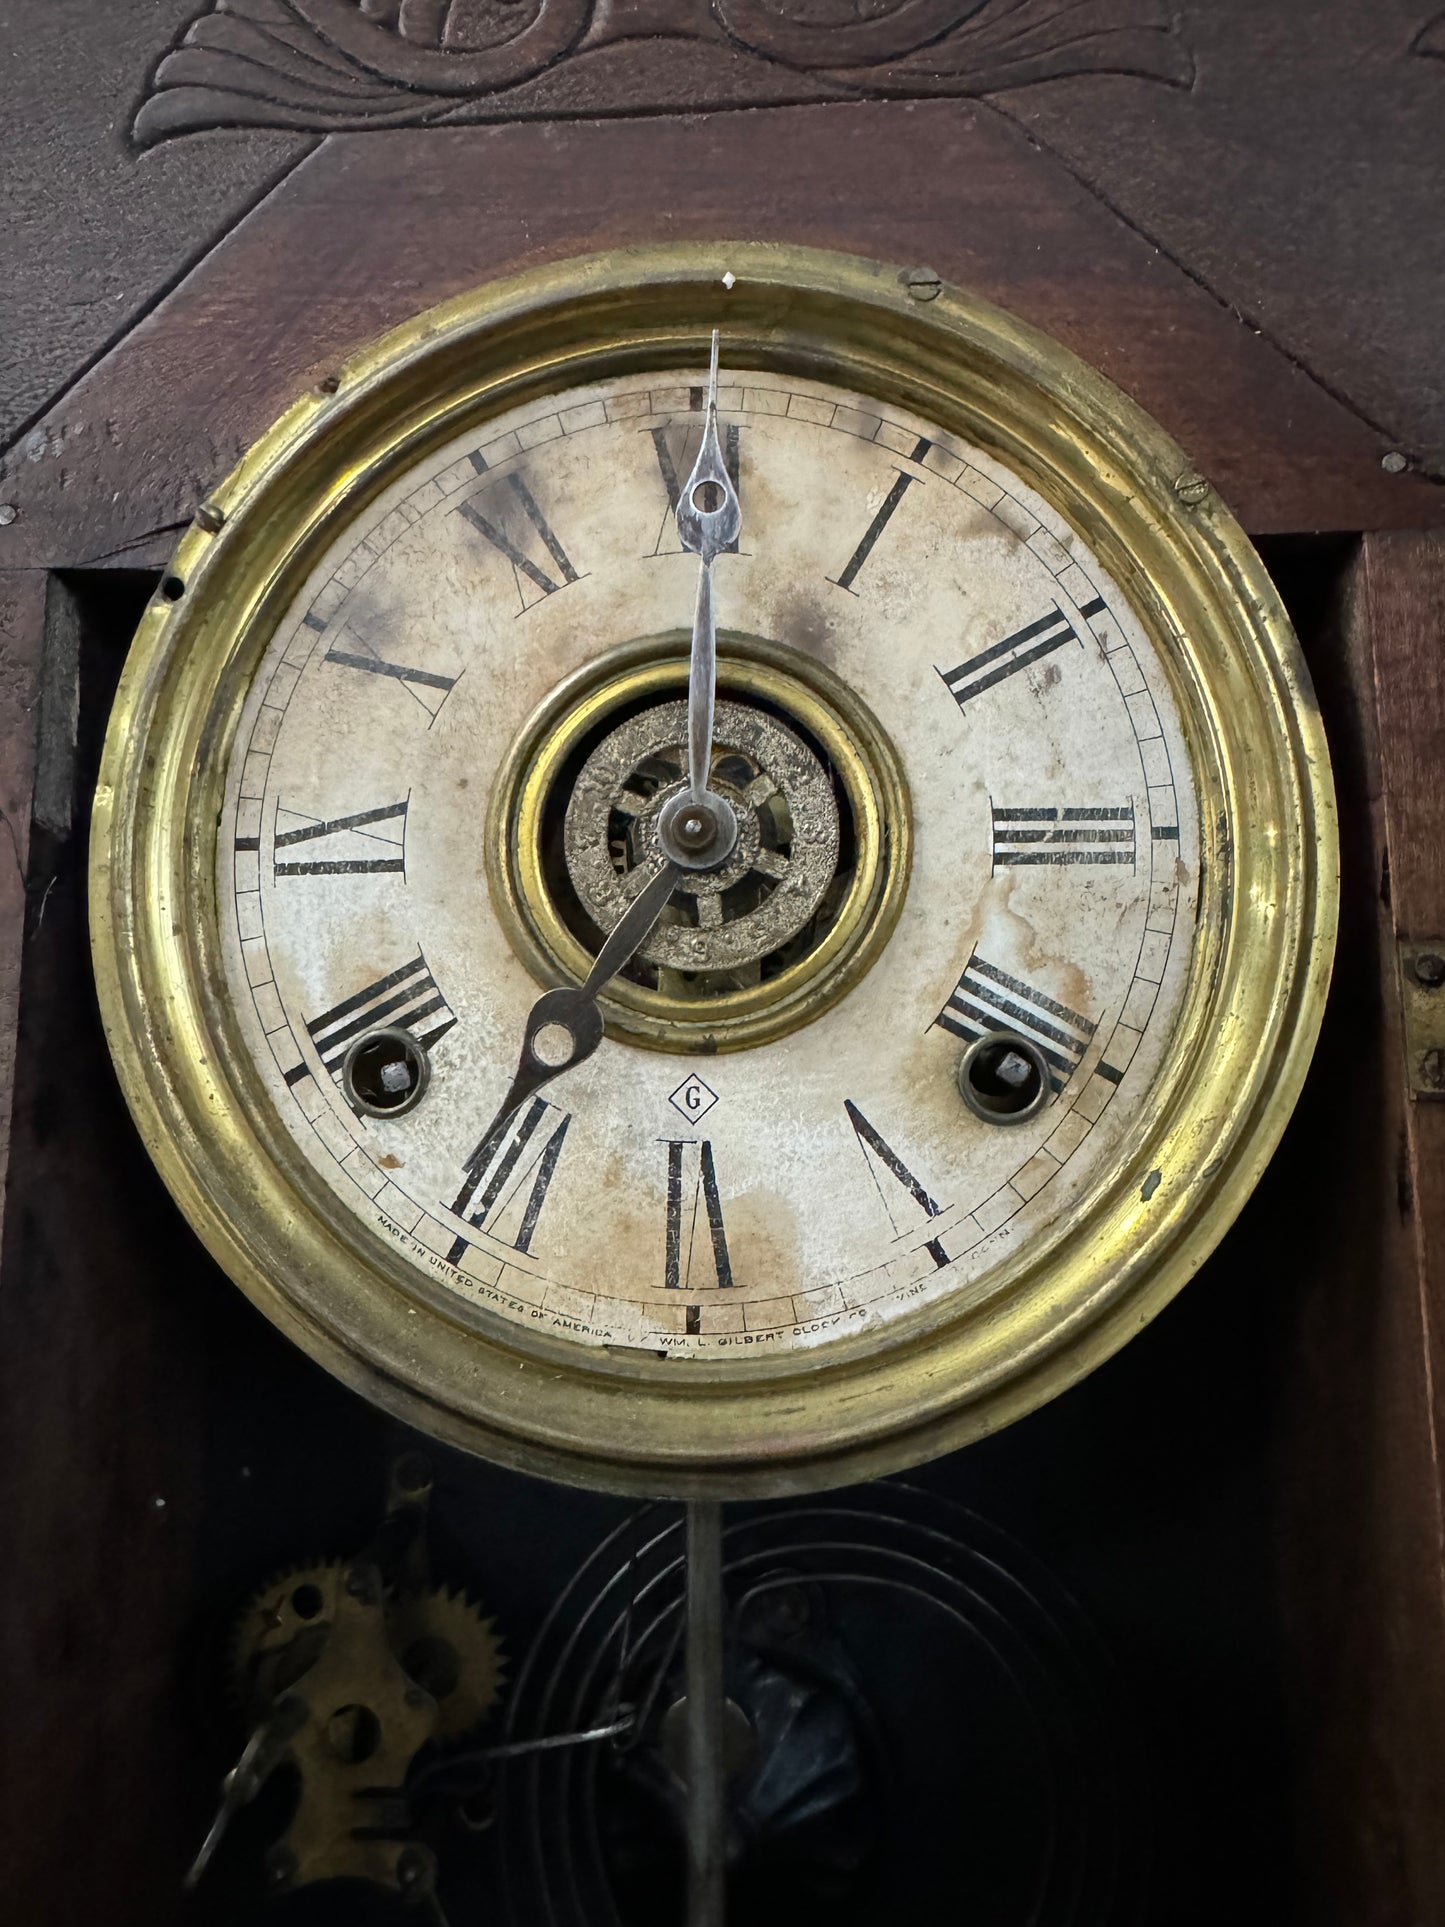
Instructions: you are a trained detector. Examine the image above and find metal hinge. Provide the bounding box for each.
[1400,942,1445,1098]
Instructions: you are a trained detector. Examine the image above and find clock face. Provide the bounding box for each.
[95,250,1333,1491]
[217,365,1199,1357]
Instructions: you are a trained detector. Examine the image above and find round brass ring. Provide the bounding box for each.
[89,242,1337,1498]
[487,632,912,1053]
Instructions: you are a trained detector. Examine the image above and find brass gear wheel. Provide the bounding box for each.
[229,1560,505,1742]
[388,1585,506,1742]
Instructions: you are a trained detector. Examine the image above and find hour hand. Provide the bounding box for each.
[468,859,684,1159]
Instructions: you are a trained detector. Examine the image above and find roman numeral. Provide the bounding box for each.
[663,1140,735,1291]
[829,467,921,593]
[324,635,458,721]
[446,1096,570,1262]
[844,1100,950,1267]
[648,421,741,555]
[273,798,408,878]
[939,598,1101,710]
[304,952,456,1080]
[991,803,1135,869]
[935,953,1096,1092]
[457,465,580,611]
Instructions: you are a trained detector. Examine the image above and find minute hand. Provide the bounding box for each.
[675,329,741,806]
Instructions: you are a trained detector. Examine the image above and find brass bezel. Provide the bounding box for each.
[487,632,911,1053]
[90,244,1338,1498]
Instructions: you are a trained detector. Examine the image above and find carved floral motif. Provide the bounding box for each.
[133,0,1192,143]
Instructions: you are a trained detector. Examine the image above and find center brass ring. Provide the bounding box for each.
[487,634,911,1053]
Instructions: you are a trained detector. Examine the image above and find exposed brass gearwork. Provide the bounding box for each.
[488,633,910,1053]
[230,1559,506,1742]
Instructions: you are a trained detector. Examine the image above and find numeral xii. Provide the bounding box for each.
[649,421,741,554]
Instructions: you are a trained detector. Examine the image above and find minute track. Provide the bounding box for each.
[217,360,1197,1363]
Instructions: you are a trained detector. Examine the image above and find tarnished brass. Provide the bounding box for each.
[1399,942,1445,1098]
[90,244,1338,1497]
[490,633,908,1051]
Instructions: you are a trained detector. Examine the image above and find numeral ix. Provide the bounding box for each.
[269,798,408,878]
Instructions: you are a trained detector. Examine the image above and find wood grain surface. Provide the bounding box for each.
[1272,537,1445,1927]
[0,102,1439,576]
[0,575,44,1207]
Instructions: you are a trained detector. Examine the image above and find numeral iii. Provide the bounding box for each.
[991,803,1135,870]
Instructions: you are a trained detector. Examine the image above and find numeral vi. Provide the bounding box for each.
[664,1140,735,1295]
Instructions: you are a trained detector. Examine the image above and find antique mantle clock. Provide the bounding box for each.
[2,4,1444,1925]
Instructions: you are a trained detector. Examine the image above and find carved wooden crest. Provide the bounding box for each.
[134,0,1191,143]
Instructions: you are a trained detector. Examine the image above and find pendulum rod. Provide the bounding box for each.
[685,1499,726,1927]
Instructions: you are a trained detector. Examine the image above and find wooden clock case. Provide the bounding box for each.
[2,13,1444,1921]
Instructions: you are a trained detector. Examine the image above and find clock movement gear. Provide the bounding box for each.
[228,1558,506,1743]
[490,633,910,1054]
[190,1457,507,1898]
[388,1582,508,1743]
[563,696,841,983]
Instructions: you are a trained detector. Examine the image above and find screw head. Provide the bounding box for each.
[656,789,738,870]
[673,805,717,852]
[1381,450,1409,475]
[1174,471,1210,506]
[1413,951,1445,988]
[317,372,341,395]
[901,267,942,302]
[0,504,17,527]
[195,501,225,533]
